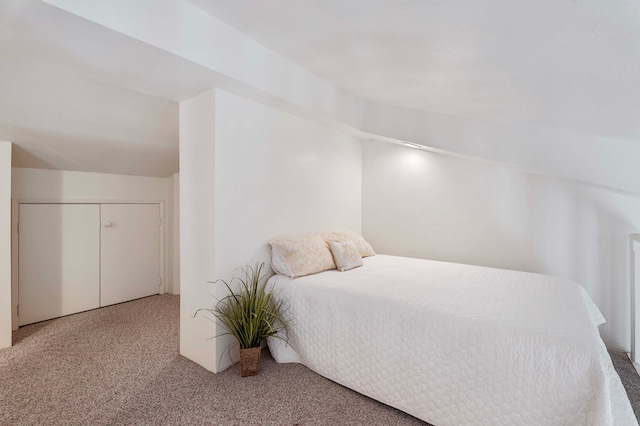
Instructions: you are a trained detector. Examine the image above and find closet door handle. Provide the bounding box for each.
[104,221,113,228]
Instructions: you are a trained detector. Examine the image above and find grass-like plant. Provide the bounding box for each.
[196,263,289,349]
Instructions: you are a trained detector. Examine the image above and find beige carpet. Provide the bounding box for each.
[0,295,638,425]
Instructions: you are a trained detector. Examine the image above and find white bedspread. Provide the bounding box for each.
[267,255,637,426]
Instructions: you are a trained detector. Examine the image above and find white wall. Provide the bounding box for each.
[179,88,362,373]
[213,89,362,279]
[363,141,640,350]
[362,103,640,195]
[0,142,12,349]
[11,168,174,326]
[12,168,170,201]
[179,90,217,373]
[43,0,363,129]
[2,53,178,178]
[35,0,640,200]
[213,91,362,371]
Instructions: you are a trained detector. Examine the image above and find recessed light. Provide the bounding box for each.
[403,142,422,149]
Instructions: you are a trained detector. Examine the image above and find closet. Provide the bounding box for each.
[17,203,162,326]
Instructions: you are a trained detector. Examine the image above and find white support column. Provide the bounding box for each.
[179,90,218,373]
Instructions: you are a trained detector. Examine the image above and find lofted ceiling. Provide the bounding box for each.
[2,0,640,179]
[190,0,640,143]
[0,0,219,177]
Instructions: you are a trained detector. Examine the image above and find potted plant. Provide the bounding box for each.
[196,263,289,377]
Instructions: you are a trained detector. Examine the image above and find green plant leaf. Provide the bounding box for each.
[196,263,290,349]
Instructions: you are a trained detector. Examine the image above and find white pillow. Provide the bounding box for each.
[321,230,375,258]
[269,233,336,278]
[328,240,363,272]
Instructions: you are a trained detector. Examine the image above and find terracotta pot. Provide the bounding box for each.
[239,346,261,377]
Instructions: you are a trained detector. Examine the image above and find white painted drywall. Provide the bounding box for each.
[363,141,640,350]
[191,0,640,145]
[32,0,640,200]
[11,168,173,314]
[213,88,362,274]
[212,89,362,371]
[179,90,217,373]
[1,53,178,177]
[42,0,363,129]
[179,88,362,373]
[12,168,169,201]
[0,142,12,348]
[362,103,640,195]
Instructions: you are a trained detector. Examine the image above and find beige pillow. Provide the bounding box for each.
[269,233,336,278]
[321,230,375,258]
[328,240,363,272]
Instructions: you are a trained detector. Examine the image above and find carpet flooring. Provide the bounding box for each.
[0,295,638,425]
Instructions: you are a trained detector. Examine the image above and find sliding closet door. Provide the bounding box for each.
[100,204,161,307]
[18,204,100,326]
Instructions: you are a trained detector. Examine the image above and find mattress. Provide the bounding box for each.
[267,255,638,426]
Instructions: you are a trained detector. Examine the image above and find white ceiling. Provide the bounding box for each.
[190,0,640,143]
[3,0,640,178]
[0,0,220,177]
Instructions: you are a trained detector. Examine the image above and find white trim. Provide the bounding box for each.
[11,199,19,331]
[630,234,640,365]
[12,198,165,204]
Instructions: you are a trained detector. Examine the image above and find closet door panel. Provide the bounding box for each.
[18,204,100,326]
[100,204,161,307]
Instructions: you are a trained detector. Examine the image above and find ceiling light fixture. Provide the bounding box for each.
[403,142,422,149]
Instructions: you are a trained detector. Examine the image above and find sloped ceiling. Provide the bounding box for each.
[0,0,218,177]
[3,0,640,181]
[189,0,640,144]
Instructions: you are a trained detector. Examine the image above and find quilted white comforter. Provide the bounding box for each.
[267,255,637,426]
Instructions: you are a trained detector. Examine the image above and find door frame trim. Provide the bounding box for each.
[631,234,640,365]
[11,198,166,330]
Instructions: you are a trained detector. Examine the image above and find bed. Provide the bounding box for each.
[267,254,638,426]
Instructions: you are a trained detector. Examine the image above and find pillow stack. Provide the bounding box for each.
[321,230,376,258]
[269,230,375,278]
